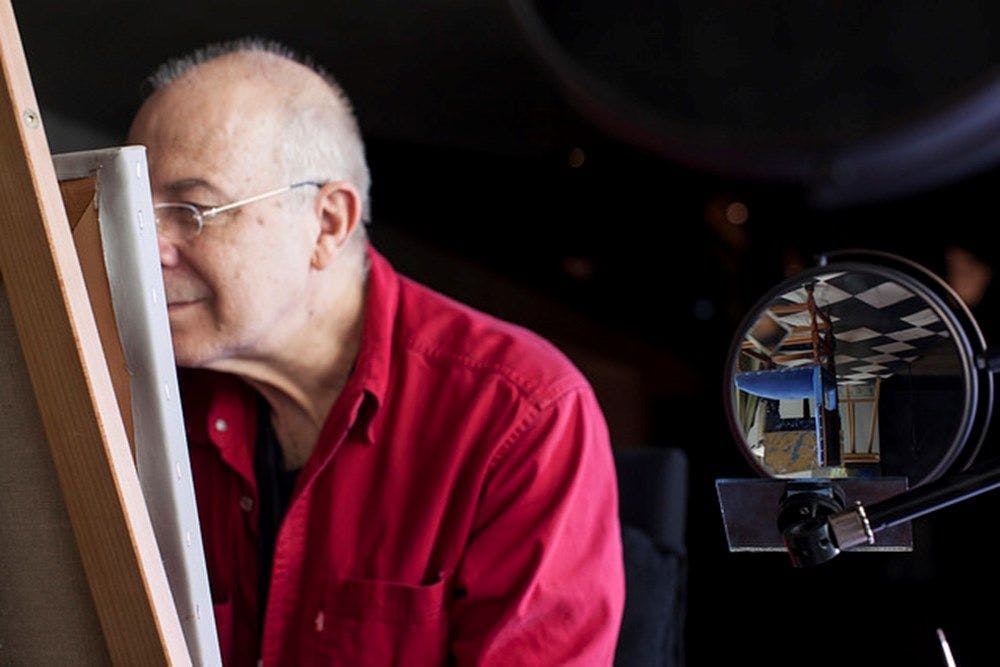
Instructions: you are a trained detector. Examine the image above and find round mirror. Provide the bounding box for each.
[725,251,993,487]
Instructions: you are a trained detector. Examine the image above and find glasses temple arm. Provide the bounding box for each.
[202,185,296,218]
[201,181,327,219]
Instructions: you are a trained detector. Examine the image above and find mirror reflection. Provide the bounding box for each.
[731,269,966,485]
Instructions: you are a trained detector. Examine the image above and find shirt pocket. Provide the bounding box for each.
[310,575,449,666]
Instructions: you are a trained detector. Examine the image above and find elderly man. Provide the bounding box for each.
[128,40,624,665]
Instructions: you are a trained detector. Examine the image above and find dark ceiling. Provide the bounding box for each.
[15,0,581,157]
[15,0,1000,206]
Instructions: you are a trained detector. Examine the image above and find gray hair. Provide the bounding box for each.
[146,38,372,224]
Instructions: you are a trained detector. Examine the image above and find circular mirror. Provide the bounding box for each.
[725,251,992,487]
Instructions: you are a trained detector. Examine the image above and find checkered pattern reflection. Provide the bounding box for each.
[769,271,952,385]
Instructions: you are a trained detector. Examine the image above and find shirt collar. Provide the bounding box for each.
[261,244,399,451]
[311,244,399,446]
[352,245,399,416]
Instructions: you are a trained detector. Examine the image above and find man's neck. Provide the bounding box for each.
[209,262,367,469]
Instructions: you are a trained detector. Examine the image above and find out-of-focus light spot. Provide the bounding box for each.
[725,201,748,225]
[561,256,595,281]
[568,147,586,169]
[693,298,716,321]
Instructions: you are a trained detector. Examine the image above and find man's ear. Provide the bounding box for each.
[311,182,361,270]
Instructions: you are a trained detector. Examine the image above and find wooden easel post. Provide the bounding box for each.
[0,1,189,663]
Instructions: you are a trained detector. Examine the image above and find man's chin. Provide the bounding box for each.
[172,350,208,369]
[170,336,216,369]
[167,312,219,367]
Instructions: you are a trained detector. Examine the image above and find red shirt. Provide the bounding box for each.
[182,248,624,665]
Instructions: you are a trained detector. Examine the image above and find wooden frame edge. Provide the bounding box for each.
[0,2,189,664]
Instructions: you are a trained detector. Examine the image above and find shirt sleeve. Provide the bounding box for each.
[449,384,625,665]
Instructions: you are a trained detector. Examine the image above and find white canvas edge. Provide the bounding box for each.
[53,147,221,666]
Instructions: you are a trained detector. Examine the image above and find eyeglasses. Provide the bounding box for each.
[153,180,325,241]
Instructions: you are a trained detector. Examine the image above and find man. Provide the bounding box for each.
[129,39,624,665]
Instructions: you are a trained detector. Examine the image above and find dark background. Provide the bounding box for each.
[14,1,1000,664]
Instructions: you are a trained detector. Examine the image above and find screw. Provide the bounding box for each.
[23,108,40,128]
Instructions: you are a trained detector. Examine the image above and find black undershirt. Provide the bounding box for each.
[254,396,300,639]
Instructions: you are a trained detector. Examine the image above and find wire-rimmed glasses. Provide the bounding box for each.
[153,180,325,241]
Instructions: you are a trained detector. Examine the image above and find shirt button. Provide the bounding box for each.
[214,418,228,432]
[239,495,254,512]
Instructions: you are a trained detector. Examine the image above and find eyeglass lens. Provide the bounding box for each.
[155,204,201,240]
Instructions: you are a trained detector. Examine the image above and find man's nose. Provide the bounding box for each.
[158,234,181,267]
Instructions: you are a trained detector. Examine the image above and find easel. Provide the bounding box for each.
[0,1,193,663]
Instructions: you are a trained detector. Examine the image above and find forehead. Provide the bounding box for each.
[130,74,281,192]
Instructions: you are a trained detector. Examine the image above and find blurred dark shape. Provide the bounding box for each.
[510,1,1000,206]
[945,246,992,308]
[613,447,687,667]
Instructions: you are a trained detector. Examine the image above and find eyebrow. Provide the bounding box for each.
[162,178,232,201]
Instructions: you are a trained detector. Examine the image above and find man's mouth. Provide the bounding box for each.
[165,293,209,313]
[164,283,208,307]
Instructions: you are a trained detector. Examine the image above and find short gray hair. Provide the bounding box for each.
[146,38,372,224]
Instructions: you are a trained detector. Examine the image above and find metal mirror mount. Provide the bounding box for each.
[718,250,998,566]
